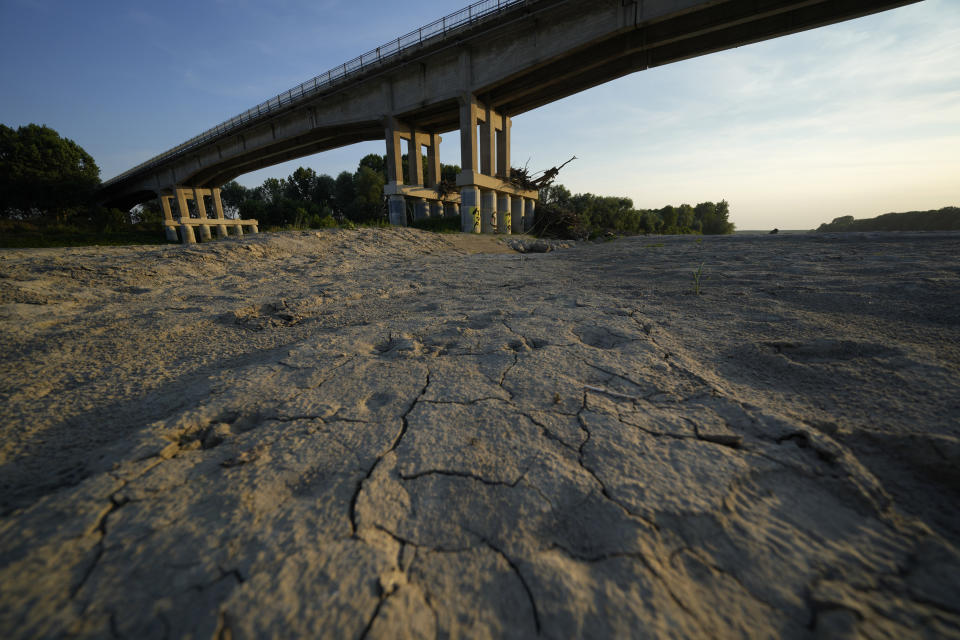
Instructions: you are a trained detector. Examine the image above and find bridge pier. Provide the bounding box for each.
[460,187,480,233]
[455,95,537,234]
[511,196,524,234]
[381,98,536,234]
[497,193,511,235]
[159,187,258,243]
[383,118,456,227]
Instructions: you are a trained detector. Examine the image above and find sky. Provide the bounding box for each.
[1,0,957,230]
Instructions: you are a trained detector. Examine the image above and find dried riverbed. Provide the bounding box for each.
[1,228,959,637]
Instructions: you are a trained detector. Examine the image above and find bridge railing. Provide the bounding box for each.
[104,0,529,187]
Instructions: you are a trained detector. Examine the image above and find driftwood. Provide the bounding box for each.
[502,156,577,191]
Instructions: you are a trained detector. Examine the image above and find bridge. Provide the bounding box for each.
[99,0,919,241]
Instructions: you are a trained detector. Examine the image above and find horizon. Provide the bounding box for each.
[1,0,957,230]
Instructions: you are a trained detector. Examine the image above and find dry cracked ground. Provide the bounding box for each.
[1,228,959,638]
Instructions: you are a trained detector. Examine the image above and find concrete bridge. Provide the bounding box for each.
[100,0,919,241]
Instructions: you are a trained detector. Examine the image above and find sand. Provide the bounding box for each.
[1,228,958,638]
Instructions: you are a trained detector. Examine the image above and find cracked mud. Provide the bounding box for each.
[1,228,959,638]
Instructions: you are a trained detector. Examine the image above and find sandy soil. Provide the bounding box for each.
[1,228,958,638]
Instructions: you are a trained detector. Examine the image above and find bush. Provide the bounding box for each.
[410,217,461,233]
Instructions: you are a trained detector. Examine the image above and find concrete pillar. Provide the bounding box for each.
[430,201,443,218]
[511,196,524,234]
[413,198,429,221]
[481,189,497,233]
[384,118,405,185]
[159,195,178,241]
[192,188,209,218]
[388,195,407,227]
[445,202,460,219]
[497,193,511,234]
[408,129,424,187]
[180,224,196,244]
[460,187,480,233]
[234,223,244,237]
[250,224,259,234]
[525,199,537,231]
[480,106,495,177]
[192,187,212,241]
[427,133,441,188]
[497,116,511,178]
[175,188,192,222]
[459,97,479,175]
[212,187,228,237]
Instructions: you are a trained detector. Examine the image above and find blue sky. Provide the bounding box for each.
[1,0,957,229]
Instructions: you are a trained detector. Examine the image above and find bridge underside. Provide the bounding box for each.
[101,0,919,236]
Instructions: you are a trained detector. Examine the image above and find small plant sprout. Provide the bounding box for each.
[692,262,705,295]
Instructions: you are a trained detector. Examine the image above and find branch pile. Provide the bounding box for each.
[502,156,577,191]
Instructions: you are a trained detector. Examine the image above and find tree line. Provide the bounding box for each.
[816,208,960,232]
[536,184,734,238]
[2,122,735,244]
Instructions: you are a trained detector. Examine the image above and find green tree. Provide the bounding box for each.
[333,171,356,216]
[359,154,386,180]
[660,205,678,233]
[285,167,317,202]
[0,123,101,221]
[540,184,571,207]
[676,204,695,231]
[257,177,285,204]
[313,174,336,209]
[351,166,386,221]
[219,181,249,218]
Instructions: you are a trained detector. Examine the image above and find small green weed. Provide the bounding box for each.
[691,262,705,295]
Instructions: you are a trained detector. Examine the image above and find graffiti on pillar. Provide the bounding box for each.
[472,207,481,233]
[504,212,512,233]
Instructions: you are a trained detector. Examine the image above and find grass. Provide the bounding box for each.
[691,262,705,295]
[0,227,173,248]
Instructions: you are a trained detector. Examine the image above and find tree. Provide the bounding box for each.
[697,199,734,234]
[660,205,678,233]
[257,177,285,204]
[333,171,356,216]
[285,167,317,202]
[313,174,336,210]
[219,181,249,218]
[0,123,101,221]
[540,184,571,207]
[351,166,386,221]
[359,154,386,180]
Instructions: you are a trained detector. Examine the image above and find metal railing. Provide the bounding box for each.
[105,0,529,186]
